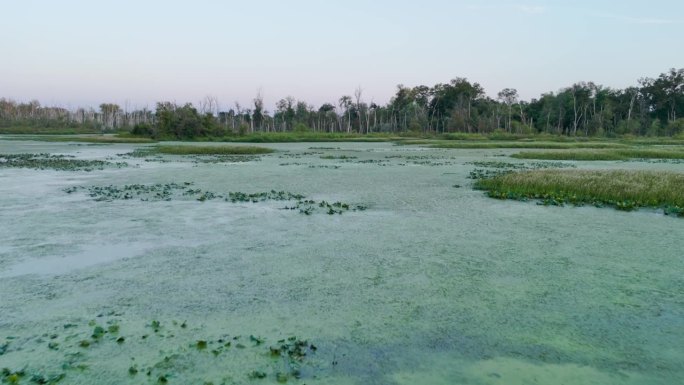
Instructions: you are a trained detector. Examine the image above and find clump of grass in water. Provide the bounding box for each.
[153,145,274,155]
[511,148,684,161]
[474,169,684,216]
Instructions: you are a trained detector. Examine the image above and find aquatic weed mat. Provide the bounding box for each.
[153,145,275,155]
[465,160,576,180]
[0,316,321,385]
[64,183,368,215]
[118,148,264,164]
[0,153,128,171]
[511,148,684,161]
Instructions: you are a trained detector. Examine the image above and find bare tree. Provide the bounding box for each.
[354,86,364,133]
[339,95,352,133]
[199,95,219,116]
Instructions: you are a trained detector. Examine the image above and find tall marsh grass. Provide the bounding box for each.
[475,169,684,215]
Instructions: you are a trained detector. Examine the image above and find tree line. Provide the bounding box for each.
[1,68,682,138]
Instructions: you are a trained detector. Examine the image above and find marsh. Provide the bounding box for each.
[0,140,682,384]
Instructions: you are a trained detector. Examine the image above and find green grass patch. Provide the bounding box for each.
[475,169,684,216]
[512,148,684,160]
[153,145,274,155]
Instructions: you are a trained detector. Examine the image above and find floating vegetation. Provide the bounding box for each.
[468,168,513,180]
[63,183,367,215]
[154,145,274,155]
[0,316,319,385]
[379,154,459,166]
[467,160,576,169]
[277,153,461,167]
[266,337,318,382]
[628,158,684,164]
[278,162,341,169]
[119,148,262,164]
[511,148,684,161]
[279,162,307,166]
[404,160,455,166]
[0,153,128,171]
[189,154,261,164]
[282,200,368,215]
[431,141,626,149]
[320,155,357,160]
[117,148,168,163]
[474,169,684,217]
[467,160,576,179]
[277,151,323,159]
[64,182,193,202]
[355,159,388,165]
[226,191,305,203]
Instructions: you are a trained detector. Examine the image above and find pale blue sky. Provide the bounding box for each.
[1,0,682,111]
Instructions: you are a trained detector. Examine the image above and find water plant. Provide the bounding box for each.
[0,153,128,171]
[511,148,684,161]
[430,141,626,149]
[467,160,576,180]
[0,316,321,384]
[64,183,368,215]
[466,160,571,169]
[320,155,357,160]
[474,169,684,216]
[120,148,264,164]
[153,145,274,155]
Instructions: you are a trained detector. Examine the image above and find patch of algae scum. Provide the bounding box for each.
[1,140,683,384]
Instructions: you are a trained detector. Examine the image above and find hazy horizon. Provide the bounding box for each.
[2,0,683,111]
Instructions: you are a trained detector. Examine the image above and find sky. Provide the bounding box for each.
[1,0,683,112]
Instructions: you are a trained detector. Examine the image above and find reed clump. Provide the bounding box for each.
[475,169,684,216]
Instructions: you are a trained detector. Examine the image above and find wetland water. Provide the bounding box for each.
[0,140,682,384]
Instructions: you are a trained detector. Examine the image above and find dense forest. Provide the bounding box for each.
[1,68,682,138]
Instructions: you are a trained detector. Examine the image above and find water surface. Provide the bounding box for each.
[0,140,682,384]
